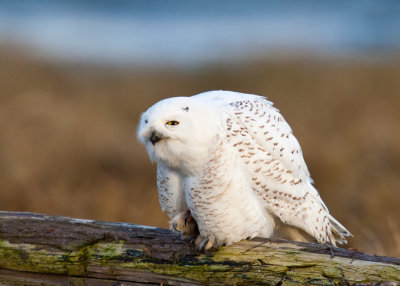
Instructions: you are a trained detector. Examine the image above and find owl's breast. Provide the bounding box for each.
[183,138,274,246]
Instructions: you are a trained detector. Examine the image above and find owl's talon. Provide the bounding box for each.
[184,209,194,226]
[194,235,214,252]
[171,221,178,232]
[200,240,209,252]
[170,210,198,237]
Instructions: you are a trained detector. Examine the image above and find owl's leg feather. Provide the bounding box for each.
[170,210,199,238]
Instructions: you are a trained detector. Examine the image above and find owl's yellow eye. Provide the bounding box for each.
[166,120,179,126]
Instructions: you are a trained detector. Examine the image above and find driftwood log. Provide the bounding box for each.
[0,211,399,285]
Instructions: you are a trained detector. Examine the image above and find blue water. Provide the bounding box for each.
[0,0,399,66]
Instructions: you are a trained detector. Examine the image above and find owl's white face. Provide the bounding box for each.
[137,96,220,174]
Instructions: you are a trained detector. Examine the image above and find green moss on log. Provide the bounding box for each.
[0,212,399,285]
[2,238,399,285]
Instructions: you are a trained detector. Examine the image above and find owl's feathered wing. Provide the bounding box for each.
[195,91,351,245]
[156,162,187,219]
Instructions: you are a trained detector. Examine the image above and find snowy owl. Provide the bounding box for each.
[137,90,351,251]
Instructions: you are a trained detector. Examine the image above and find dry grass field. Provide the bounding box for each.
[0,48,399,257]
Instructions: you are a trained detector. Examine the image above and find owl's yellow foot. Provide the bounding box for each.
[170,210,198,238]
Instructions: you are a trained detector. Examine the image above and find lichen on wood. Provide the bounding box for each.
[0,211,399,285]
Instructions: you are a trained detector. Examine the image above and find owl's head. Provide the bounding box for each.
[137,96,220,173]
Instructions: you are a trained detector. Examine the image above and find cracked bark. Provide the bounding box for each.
[0,211,399,285]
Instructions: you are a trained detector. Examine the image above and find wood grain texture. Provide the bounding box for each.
[0,211,399,285]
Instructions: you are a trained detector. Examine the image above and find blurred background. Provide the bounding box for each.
[0,0,399,257]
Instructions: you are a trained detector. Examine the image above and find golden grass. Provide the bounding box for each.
[0,48,399,256]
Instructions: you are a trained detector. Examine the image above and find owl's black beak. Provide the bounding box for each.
[149,131,162,145]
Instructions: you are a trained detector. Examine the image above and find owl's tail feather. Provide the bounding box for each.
[328,215,353,245]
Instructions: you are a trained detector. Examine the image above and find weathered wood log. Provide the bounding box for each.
[0,211,399,285]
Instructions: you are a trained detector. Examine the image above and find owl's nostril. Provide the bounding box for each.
[150,131,162,145]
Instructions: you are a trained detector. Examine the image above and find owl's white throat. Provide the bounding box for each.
[152,135,217,177]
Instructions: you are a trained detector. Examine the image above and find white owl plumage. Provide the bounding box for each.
[137,90,351,250]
